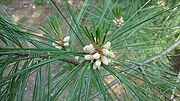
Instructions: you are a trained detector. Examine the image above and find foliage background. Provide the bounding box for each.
[0,0,180,101]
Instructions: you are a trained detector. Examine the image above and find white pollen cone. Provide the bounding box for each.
[88,44,94,48]
[101,56,109,65]
[63,36,70,42]
[52,42,57,47]
[113,19,116,24]
[75,56,79,60]
[52,41,62,49]
[102,48,110,56]
[52,41,59,46]
[55,46,63,49]
[95,60,101,67]
[83,45,89,53]
[113,17,124,27]
[102,48,115,57]
[94,38,96,42]
[116,19,120,22]
[93,52,100,59]
[93,60,101,69]
[84,55,93,60]
[93,64,98,69]
[88,44,95,53]
[120,17,124,23]
[103,41,111,49]
[64,42,69,46]
[83,44,95,53]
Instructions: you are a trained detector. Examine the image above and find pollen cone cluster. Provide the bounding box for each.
[83,42,115,69]
[113,17,124,27]
[52,36,70,49]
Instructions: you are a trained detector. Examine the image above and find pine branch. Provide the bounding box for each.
[89,39,180,100]
[143,39,180,64]
[0,53,79,66]
[126,39,180,72]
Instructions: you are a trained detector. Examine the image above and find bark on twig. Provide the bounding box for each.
[0,53,79,66]
[143,39,180,64]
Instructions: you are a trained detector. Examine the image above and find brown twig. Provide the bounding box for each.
[0,53,79,66]
[143,39,180,64]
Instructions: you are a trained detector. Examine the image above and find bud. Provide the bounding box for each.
[92,52,100,60]
[55,46,63,49]
[88,44,95,53]
[83,44,95,53]
[113,19,116,24]
[94,38,96,42]
[93,64,98,69]
[63,36,70,42]
[102,49,110,56]
[93,60,101,69]
[68,0,73,5]
[52,42,57,47]
[103,41,111,49]
[83,45,89,53]
[113,17,124,27]
[102,49,115,57]
[95,60,101,67]
[64,42,69,46]
[52,41,59,46]
[120,17,124,23]
[84,55,93,60]
[101,56,109,65]
[52,41,62,49]
[75,56,79,60]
